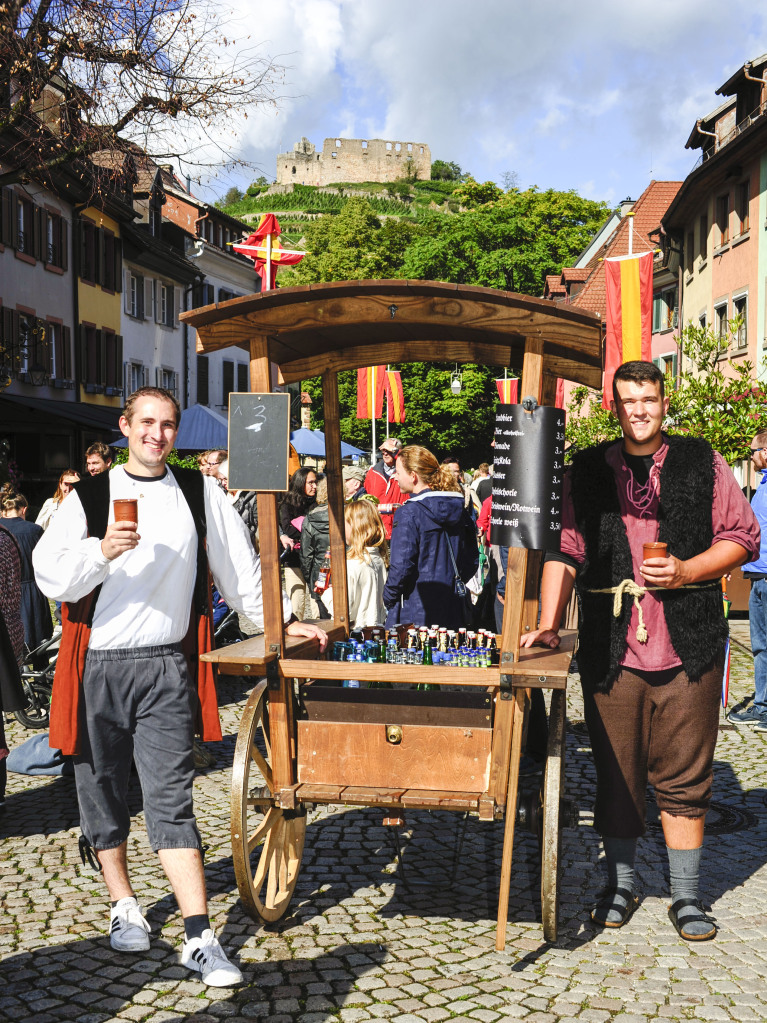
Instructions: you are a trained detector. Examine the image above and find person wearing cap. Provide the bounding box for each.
[343,465,367,502]
[364,438,407,539]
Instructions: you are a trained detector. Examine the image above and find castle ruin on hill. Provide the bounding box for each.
[276,137,431,186]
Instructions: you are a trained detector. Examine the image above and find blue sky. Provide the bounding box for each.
[201,1,767,208]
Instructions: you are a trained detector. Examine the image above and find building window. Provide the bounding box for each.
[736,181,750,235]
[125,270,145,318]
[49,320,72,381]
[653,353,678,386]
[652,286,678,332]
[155,282,174,327]
[44,210,67,269]
[158,367,177,395]
[733,295,747,349]
[222,359,234,405]
[218,287,235,303]
[715,302,728,342]
[102,231,116,291]
[699,213,708,262]
[129,362,144,393]
[103,329,123,393]
[197,354,209,405]
[237,363,248,391]
[716,194,729,247]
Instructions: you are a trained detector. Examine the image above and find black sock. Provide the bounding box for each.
[184,914,210,940]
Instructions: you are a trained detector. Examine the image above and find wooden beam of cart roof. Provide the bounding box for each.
[180,279,603,388]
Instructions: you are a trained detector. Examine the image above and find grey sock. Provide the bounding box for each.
[594,836,636,924]
[668,846,712,937]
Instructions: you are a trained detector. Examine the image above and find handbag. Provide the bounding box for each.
[443,529,467,598]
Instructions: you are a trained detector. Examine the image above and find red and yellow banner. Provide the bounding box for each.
[603,251,653,408]
[495,377,519,404]
[357,366,386,419]
[385,370,405,423]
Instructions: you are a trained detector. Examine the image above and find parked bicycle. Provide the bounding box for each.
[16,630,60,730]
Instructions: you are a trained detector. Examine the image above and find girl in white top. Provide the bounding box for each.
[323,500,388,628]
[36,469,80,530]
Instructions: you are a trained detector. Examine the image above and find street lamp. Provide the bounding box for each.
[450,366,462,396]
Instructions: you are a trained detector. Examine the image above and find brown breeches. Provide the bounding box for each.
[581,657,723,838]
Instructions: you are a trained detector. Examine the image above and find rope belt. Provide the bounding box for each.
[588,578,719,644]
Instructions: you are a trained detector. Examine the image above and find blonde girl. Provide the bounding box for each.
[322,500,388,628]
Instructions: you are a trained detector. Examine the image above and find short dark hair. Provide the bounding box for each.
[612,361,664,402]
[123,387,181,426]
[441,455,461,469]
[85,441,113,463]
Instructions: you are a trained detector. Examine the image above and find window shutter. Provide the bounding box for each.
[114,238,122,292]
[60,217,68,271]
[171,287,176,326]
[79,325,89,382]
[11,193,20,250]
[0,189,13,247]
[144,277,153,319]
[62,325,72,378]
[154,280,161,324]
[173,371,179,398]
[96,329,106,385]
[143,366,149,387]
[95,227,104,286]
[36,318,51,375]
[124,270,132,314]
[33,206,43,262]
[137,275,144,319]
[155,366,161,387]
[114,335,123,387]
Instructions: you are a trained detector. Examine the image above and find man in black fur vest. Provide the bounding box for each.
[522,360,759,941]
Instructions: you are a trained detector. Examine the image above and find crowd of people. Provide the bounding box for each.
[1,358,765,977]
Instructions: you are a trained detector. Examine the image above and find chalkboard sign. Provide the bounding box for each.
[228,392,290,492]
[490,403,565,551]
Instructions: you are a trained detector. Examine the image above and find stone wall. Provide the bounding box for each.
[276,136,431,186]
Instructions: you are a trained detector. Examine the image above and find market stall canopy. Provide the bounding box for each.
[113,403,228,450]
[180,279,603,389]
[290,427,365,458]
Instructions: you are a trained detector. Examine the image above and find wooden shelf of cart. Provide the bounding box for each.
[181,280,601,948]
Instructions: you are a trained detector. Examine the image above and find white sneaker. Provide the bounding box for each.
[109,897,151,951]
[181,929,243,986]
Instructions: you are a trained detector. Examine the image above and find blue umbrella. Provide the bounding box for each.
[114,404,228,450]
[289,428,365,459]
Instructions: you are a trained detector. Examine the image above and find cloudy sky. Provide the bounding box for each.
[205,0,767,207]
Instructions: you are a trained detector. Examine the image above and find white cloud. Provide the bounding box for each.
[190,0,767,203]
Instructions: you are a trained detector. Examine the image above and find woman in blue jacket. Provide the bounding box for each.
[384,445,478,630]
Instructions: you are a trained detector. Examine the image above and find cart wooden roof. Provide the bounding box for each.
[181,279,603,388]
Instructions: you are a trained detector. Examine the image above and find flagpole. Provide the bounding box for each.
[386,364,390,440]
[265,232,273,291]
[372,404,376,464]
[627,212,634,256]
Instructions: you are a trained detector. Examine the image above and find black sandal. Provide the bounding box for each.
[591,886,639,928]
[668,898,717,941]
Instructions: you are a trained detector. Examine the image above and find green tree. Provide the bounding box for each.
[283,197,424,284]
[401,187,610,295]
[223,186,244,206]
[431,159,464,182]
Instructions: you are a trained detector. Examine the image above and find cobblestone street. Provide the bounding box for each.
[2,622,767,1023]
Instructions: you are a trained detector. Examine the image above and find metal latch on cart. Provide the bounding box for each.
[386,724,403,745]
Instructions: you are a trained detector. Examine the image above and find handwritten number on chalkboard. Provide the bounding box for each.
[245,404,267,434]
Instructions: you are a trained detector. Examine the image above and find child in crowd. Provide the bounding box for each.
[322,500,388,628]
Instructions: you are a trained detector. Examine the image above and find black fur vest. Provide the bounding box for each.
[570,435,727,693]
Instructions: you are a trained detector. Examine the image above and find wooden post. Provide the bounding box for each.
[250,335,292,790]
[495,335,545,951]
[322,369,349,634]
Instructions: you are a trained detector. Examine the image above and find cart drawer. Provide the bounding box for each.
[297,719,492,791]
[298,680,493,728]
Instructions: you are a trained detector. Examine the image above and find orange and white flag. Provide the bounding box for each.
[385,370,405,423]
[495,377,519,404]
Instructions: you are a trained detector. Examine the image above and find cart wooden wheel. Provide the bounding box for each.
[231,679,306,922]
[540,688,566,942]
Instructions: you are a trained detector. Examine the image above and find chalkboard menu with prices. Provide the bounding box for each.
[228,392,290,492]
[490,403,565,551]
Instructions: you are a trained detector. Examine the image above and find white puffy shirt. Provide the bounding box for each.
[32,466,292,650]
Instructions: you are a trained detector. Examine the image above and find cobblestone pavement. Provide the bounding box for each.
[2,622,767,1022]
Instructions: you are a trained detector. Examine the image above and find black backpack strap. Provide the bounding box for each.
[172,466,209,615]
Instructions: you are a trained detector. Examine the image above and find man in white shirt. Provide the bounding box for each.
[34,388,326,986]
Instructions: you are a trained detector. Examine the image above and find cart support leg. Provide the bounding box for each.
[541,687,567,943]
[495,687,528,951]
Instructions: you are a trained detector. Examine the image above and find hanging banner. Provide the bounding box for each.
[495,377,519,404]
[490,403,565,551]
[385,370,405,423]
[356,366,385,419]
[603,251,653,408]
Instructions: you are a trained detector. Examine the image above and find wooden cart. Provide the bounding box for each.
[181,280,602,948]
